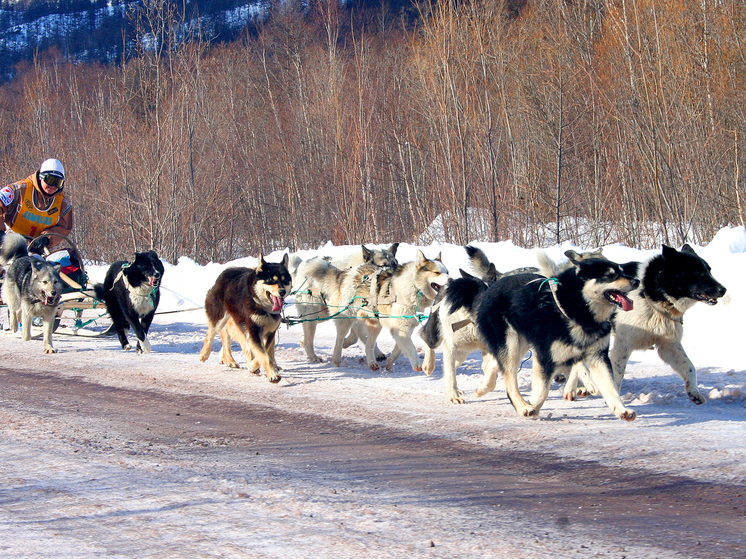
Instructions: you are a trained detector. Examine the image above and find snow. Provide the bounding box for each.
[2,226,746,556]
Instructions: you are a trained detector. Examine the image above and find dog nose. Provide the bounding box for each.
[717,283,727,297]
[279,288,286,298]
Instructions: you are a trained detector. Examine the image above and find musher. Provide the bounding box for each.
[0,158,73,254]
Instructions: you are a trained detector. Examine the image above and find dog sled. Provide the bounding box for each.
[0,232,113,336]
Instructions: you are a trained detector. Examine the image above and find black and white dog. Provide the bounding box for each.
[95,251,164,353]
[475,251,640,420]
[565,245,726,404]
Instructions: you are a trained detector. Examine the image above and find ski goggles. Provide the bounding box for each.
[39,172,65,190]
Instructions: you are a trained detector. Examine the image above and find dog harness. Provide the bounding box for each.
[112,263,159,309]
[533,277,572,320]
[10,179,64,238]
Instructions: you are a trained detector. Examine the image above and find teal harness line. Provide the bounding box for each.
[283,278,431,326]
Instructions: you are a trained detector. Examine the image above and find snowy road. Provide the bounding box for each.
[1,361,744,559]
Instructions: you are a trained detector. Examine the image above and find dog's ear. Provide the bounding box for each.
[661,245,678,260]
[281,252,289,269]
[681,244,697,256]
[256,255,266,272]
[388,242,399,256]
[435,252,443,262]
[459,268,476,280]
[415,250,427,266]
[361,245,373,262]
[53,263,62,272]
[485,262,500,283]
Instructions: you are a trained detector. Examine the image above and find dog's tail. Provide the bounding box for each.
[0,231,29,266]
[287,254,303,284]
[535,249,560,278]
[419,298,443,349]
[464,245,499,283]
[294,256,341,297]
[92,282,107,302]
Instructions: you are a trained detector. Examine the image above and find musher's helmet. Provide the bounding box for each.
[38,158,65,192]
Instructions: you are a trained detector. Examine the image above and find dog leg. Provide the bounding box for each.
[249,331,281,383]
[563,364,581,401]
[422,346,436,376]
[386,327,421,372]
[475,354,499,397]
[585,354,636,421]
[219,327,240,369]
[609,338,633,391]
[657,342,706,405]
[199,314,230,363]
[350,322,386,361]
[364,321,384,371]
[42,310,56,354]
[20,304,33,342]
[501,347,537,418]
[302,320,323,363]
[442,343,466,404]
[331,320,352,368]
[528,359,553,414]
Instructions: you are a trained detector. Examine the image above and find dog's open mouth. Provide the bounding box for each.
[43,293,60,306]
[431,282,442,293]
[269,293,284,313]
[605,290,634,311]
[147,276,160,287]
[693,293,719,306]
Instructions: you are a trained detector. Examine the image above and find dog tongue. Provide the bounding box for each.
[614,292,634,312]
[271,294,284,312]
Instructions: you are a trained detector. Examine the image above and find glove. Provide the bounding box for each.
[28,235,51,254]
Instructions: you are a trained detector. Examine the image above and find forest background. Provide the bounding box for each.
[2,0,745,264]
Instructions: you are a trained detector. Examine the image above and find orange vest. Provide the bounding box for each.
[11,178,64,238]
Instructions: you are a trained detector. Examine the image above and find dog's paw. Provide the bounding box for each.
[123,343,132,351]
[43,347,57,354]
[619,409,636,421]
[370,362,380,371]
[563,389,577,401]
[375,352,387,362]
[522,408,538,418]
[267,372,281,384]
[689,392,706,405]
[412,365,423,373]
[448,390,465,404]
[308,355,324,363]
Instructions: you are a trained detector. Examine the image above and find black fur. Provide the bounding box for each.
[475,256,640,419]
[95,251,164,353]
[641,244,726,306]
[420,270,488,349]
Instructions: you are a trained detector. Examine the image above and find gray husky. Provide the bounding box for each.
[0,232,63,353]
[289,244,399,363]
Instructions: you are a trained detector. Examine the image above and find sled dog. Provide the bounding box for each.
[475,250,639,420]
[0,232,63,353]
[564,244,726,404]
[420,246,597,403]
[95,251,164,353]
[289,244,399,363]
[199,254,291,383]
[304,250,449,371]
[421,246,498,403]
